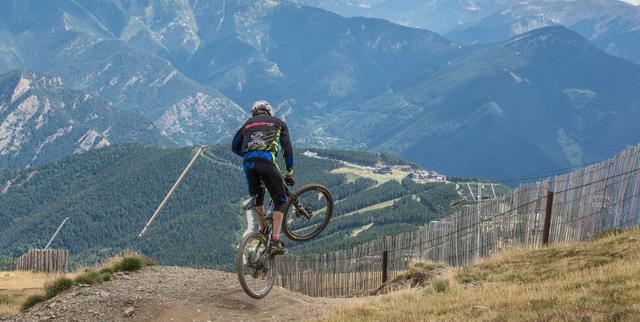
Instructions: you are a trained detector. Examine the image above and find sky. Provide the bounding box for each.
[622,0,640,5]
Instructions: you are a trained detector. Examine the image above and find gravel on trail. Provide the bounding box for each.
[7,266,346,322]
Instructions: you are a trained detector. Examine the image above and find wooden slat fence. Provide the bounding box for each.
[275,144,640,297]
[15,249,68,273]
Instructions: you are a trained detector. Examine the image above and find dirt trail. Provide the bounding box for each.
[7,267,346,322]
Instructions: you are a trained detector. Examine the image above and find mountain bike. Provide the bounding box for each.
[235,181,334,298]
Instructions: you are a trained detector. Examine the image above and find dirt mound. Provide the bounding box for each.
[369,261,446,295]
[7,267,345,322]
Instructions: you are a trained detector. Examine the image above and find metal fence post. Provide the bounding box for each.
[381,250,388,284]
[543,190,554,245]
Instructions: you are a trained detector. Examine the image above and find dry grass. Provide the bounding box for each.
[0,271,71,290]
[0,271,74,318]
[0,289,42,317]
[325,228,640,322]
[0,250,156,317]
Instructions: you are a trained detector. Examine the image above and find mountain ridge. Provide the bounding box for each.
[0,0,639,180]
[311,26,640,178]
[0,70,172,168]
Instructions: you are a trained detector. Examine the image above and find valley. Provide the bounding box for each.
[0,1,638,179]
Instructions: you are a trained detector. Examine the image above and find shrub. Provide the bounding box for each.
[99,272,112,282]
[432,279,450,293]
[458,276,474,284]
[74,271,100,285]
[457,272,485,284]
[98,267,113,274]
[75,269,114,285]
[112,257,144,272]
[21,295,48,311]
[44,277,73,298]
[21,277,74,311]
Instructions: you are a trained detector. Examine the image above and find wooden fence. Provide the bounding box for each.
[15,249,69,273]
[275,144,640,297]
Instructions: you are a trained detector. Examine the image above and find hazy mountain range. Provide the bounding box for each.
[296,0,640,66]
[0,0,638,180]
[293,0,511,32]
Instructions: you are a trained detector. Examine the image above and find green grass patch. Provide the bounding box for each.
[432,279,450,293]
[456,268,487,285]
[99,272,112,282]
[21,253,155,311]
[112,257,144,272]
[20,295,48,311]
[43,278,73,298]
[74,270,112,285]
[98,267,113,274]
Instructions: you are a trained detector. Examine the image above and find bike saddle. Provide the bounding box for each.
[242,195,258,210]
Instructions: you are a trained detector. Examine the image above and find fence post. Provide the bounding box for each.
[381,250,388,284]
[543,190,554,245]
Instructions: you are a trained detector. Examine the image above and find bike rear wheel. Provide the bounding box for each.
[235,232,275,299]
[282,184,334,242]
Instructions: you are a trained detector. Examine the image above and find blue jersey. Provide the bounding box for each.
[232,114,294,174]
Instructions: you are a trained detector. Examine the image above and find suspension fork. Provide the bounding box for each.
[286,188,312,219]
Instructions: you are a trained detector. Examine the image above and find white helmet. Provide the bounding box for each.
[251,100,274,117]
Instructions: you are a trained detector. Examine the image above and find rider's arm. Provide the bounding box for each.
[232,127,244,157]
[279,122,294,175]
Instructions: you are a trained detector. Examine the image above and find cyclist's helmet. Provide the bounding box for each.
[251,100,275,117]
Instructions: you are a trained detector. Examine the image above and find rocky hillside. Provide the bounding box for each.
[0,0,246,146]
[0,71,170,168]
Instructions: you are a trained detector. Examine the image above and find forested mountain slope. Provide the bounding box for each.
[0,144,460,267]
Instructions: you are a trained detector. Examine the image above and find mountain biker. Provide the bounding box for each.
[232,100,294,254]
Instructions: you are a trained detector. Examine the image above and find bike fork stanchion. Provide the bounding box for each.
[138,145,208,239]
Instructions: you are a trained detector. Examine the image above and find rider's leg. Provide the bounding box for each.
[255,205,266,233]
[271,210,283,241]
[255,159,287,244]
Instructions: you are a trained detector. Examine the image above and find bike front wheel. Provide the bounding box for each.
[235,232,275,299]
[282,184,334,242]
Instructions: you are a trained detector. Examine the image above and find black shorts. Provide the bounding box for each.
[243,158,287,212]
